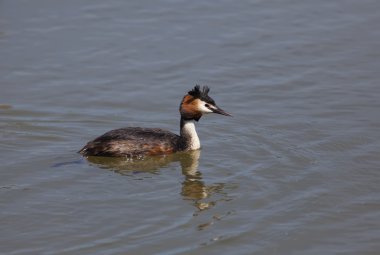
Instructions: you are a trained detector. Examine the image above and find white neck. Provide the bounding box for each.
[180,119,201,150]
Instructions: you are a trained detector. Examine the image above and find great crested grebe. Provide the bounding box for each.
[79,85,231,157]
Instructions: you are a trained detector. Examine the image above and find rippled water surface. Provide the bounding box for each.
[1,0,380,254]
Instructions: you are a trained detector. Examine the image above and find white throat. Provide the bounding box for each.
[181,120,201,150]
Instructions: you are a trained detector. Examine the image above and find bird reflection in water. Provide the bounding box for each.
[179,150,225,212]
[84,150,225,212]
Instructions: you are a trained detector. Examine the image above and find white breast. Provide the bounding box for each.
[182,120,201,150]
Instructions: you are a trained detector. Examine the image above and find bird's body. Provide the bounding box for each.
[79,127,179,157]
[79,85,230,158]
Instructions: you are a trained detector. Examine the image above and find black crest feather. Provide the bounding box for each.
[188,85,215,104]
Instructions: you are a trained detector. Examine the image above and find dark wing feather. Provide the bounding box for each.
[79,127,180,157]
